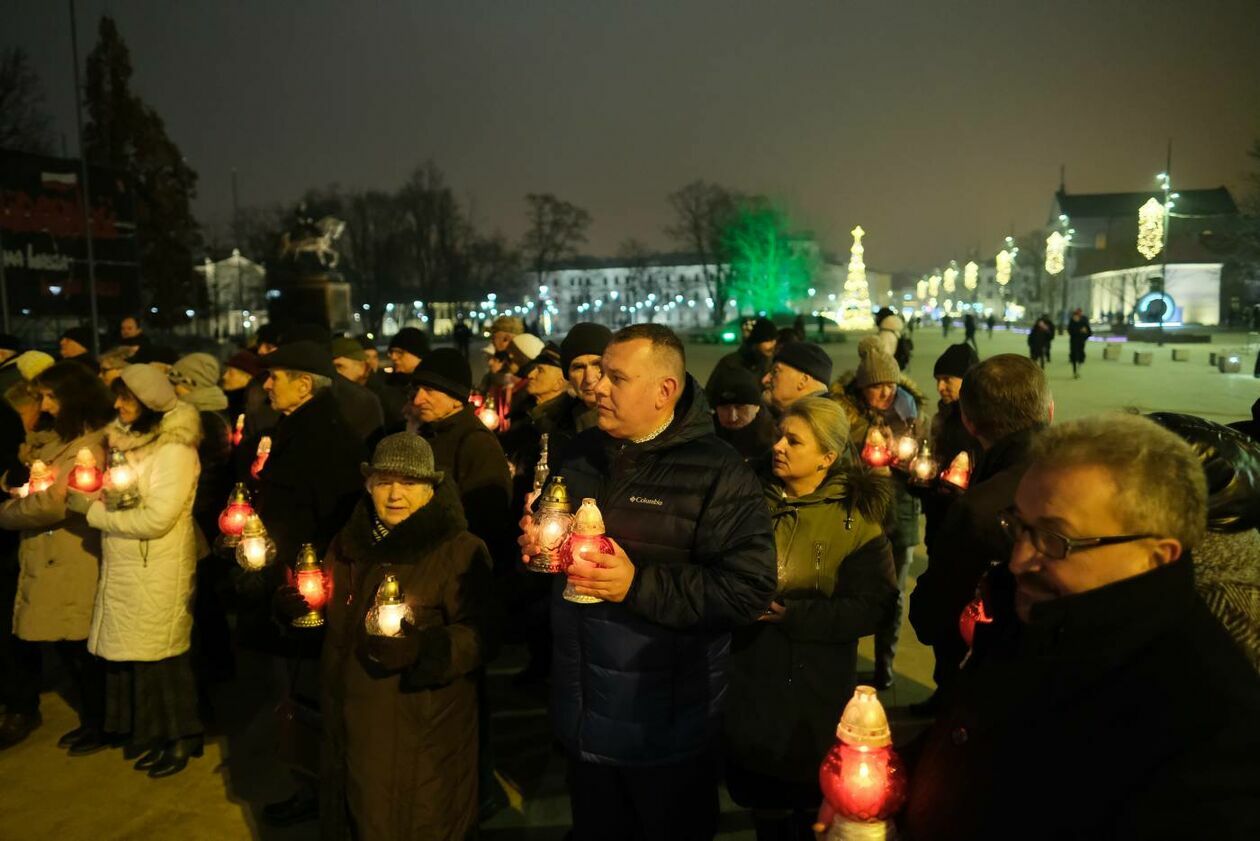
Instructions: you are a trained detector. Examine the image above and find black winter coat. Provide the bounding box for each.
[418,406,514,572]
[919,400,980,550]
[365,370,406,429]
[332,377,384,445]
[549,377,776,766]
[724,467,895,793]
[908,426,1039,688]
[715,405,777,463]
[704,343,772,407]
[901,559,1260,841]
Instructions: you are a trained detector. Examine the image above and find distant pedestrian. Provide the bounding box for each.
[963,313,978,351]
[985,312,996,337]
[453,319,473,358]
[1067,308,1092,379]
[941,316,951,337]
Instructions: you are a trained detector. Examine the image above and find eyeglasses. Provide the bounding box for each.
[997,508,1156,561]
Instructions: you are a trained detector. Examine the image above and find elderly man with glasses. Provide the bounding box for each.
[900,414,1260,841]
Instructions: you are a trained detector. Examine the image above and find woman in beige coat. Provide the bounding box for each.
[0,362,113,753]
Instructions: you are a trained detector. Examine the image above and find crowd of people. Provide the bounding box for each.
[0,309,1257,840]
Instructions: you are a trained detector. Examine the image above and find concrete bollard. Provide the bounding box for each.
[1171,349,1189,362]
[1218,354,1242,374]
[1134,352,1153,366]
[1103,345,1121,361]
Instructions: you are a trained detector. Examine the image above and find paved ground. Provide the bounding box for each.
[2,325,1256,840]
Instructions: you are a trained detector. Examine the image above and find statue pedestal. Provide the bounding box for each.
[267,274,352,333]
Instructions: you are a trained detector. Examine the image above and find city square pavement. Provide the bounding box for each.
[1,325,1256,840]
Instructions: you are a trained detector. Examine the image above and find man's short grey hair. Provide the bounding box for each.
[1028,413,1207,551]
[306,373,333,393]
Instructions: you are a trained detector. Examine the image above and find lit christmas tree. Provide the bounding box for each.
[840,225,873,330]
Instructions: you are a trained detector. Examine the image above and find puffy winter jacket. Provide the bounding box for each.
[86,402,202,662]
[549,376,776,766]
[0,428,106,641]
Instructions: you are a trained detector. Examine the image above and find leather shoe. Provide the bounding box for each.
[147,737,203,778]
[58,726,86,749]
[0,712,41,750]
[123,740,153,761]
[67,729,111,756]
[134,745,166,769]
[261,790,319,826]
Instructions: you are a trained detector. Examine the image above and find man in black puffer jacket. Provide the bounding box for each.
[523,324,775,841]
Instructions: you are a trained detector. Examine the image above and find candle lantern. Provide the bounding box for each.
[230,414,245,447]
[234,513,277,571]
[891,433,919,468]
[907,442,939,487]
[477,395,500,431]
[250,436,272,480]
[104,450,140,510]
[365,574,415,637]
[562,498,613,604]
[529,476,574,574]
[958,592,993,649]
[290,543,330,628]
[815,686,907,840]
[67,448,103,493]
[860,427,893,469]
[940,451,972,491]
[27,460,55,495]
[217,483,254,546]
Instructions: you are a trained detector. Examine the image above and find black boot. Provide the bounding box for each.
[66,728,112,756]
[124,739,156,761]
[134,744,167,770]
[57,726,86,749]
[147,736,204,778]
[0,712,41,750]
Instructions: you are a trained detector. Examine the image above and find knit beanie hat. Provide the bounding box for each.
[509,334,546,369]
[560,322,612,370]
[361,432,444,484]
[934,343,980,380]
[410,347,473,401]
[225,350,264,380]
[746,317,778,344]
[854,351,901,389]
[331,336,367,362]
[14,350,55,382]
[355,334,377,352]
[120,364,178,412]
[491,315,525,336]
[774,341,833,386]
[170,352,221,390]
[60,326,94,350]
[857,335,884,359]
[533,342,563,370]
[712,367,765,407]
[388,327,429,359]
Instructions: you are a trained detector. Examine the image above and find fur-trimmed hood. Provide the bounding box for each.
[764,461,892,526]
[337,477,468,566]
[107,400,202,455]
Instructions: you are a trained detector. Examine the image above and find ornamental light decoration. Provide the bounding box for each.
[942,264,957,294]
[928,274,941,297]
[916,279,928,301]
[994,249,1013,287]
[1044,231,1067,276]
[841,226,873,330]
[964,260,978,291]
[1137,197,1164,261]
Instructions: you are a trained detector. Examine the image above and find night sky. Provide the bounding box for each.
[6,0,1260,271]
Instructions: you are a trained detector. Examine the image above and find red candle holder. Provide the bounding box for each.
[816,686,907,837]
[230,414,245,447]
[860,427,893,469]
[67,448,103,493]
[250,436,272,480]
[940,451,972,491]
[891,433,919,468]
[290,543,330,628]
[477,395,500,430]
[562,497,612,604]
[27,459,55,495]
[217,483,254,547]
[958,592,993,648]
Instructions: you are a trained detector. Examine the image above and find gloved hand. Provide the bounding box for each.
[272,584,312,622]
[365,619,423,672]
[66,490,98,516]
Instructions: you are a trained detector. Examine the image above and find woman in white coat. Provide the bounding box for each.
[68,364,204,778]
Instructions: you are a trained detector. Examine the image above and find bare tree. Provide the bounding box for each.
[0,47,54,154]
[520,193,592,288]
[665,180,739,324]
[618,238,661,322]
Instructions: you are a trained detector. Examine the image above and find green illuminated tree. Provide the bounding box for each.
[720,199,817,316]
